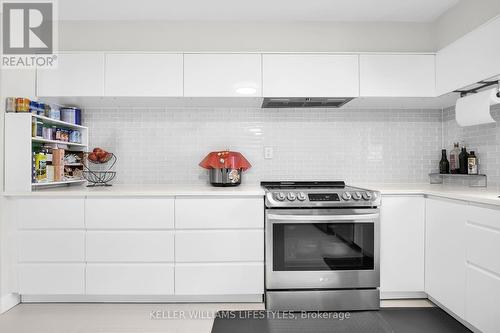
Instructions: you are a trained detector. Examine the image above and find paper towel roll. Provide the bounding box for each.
[456,88,499,126]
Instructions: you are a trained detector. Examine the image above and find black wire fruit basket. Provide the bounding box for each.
[82,152,117,187]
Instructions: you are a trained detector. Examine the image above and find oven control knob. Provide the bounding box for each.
[275,192,286,201]
[342,192,352,201]
[362,192,372,200]
[287,192,297,201]
[297,192,307,201]
[352,192,362,200]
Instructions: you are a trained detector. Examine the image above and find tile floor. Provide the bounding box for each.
[0,300,434,333]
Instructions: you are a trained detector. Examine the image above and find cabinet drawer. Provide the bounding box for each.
[19,264,85,295]
[467,205,500,229]
[175,263,264,295]
[466,223,500,276]
[16,198,84,229]
[176,230,263,262]
[465,264,500,333]
[86,264,174,295]
[175,198,263,229]
[85,198,174,229]
[86,231,174,262]
[19,231,85,262]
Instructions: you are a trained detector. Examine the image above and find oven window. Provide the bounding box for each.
[273,223,374,271]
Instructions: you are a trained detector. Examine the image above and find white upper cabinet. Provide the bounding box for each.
[360,54,436,97]
[262,54,359,97]
[105,54,183,96]
[436,16,500,95]
[37,53,105,96]
[183,54,262,97]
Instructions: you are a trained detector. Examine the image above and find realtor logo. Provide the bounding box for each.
[3,2,53,54]
[2,1,57,68]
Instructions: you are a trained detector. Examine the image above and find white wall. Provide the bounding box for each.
[57,20,436,52]
[85,107,442,185]
[434,0,500,49]
[56,2,500,53]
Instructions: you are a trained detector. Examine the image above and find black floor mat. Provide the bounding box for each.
[211,308,472,333]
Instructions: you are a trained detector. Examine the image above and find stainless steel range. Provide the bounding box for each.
[261,181,381,312]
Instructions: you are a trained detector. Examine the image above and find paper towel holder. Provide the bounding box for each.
[455,80,500,98]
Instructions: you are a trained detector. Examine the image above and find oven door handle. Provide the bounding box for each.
[267,213,378,222]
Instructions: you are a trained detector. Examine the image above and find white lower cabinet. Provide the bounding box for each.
[86,231,174,262]
[19,264,85,295]
[464,204,500,333]
[175,263,264,295]
[15,196,264,299]
[175,230,263,262]
[380,195,425,296]
[86,264,175,295]
[425,197,467,318]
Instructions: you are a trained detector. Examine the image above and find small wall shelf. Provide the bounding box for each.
[32,179,87,187]
[5,112,89,193]
[32,137,87,147]
[429,173,487,187]
[31,114,87,130]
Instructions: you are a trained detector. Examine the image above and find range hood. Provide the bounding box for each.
[261,97,354,108]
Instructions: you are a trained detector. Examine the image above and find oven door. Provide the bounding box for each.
[266,208,380,290]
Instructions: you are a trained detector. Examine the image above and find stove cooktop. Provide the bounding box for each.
[261,181,380,208]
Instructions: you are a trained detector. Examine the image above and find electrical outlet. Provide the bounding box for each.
[264,147,273,159]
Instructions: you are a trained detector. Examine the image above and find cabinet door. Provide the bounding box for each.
[425,198,466,317]
[19,264,85,295]
[86,264,174,295]
[184,54,262,97]
[380,196,425,295]
[105,54,183,96]
[360,55,435,97]
[175,197,263,229]
[85,198,175,229]
[436,16,500,94]
[175,263,264,295]
[37,53,104,96]
[262,54,359,97]
[175,230,264,262]
[86,231,174,262]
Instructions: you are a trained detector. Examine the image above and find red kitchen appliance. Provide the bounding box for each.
[199,150,251,187]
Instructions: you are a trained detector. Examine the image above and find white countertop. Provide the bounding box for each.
[3,183,500,207]
[4,184,265,197]
[354,183,500,207]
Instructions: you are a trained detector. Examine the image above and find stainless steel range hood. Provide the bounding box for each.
[261,97,354,108]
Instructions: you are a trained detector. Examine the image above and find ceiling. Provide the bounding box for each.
[56,0,460,22]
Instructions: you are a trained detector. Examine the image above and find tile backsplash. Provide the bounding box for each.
[443,105,500,188]
[84,107,443,185]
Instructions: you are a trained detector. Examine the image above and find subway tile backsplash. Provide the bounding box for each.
[84,107,443,185]
[443,105,500,188]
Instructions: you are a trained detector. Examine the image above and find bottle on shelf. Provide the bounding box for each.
[449,142,460,174]
[459,145,469,174]
[468,151,479,175]
[439,149,450,174]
